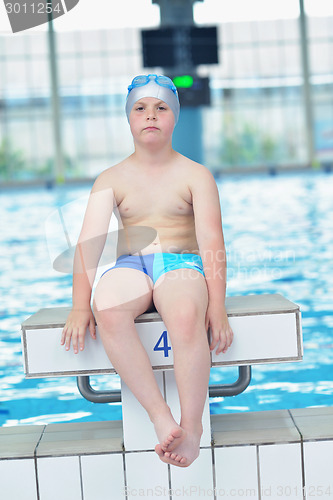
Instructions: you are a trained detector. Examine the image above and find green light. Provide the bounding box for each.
[173,75,194,88]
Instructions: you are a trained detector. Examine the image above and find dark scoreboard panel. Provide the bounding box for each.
[141,26,218,68]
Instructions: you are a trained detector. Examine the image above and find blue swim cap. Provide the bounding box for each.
[126,75,180,124]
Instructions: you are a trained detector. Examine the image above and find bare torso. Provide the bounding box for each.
[101,152,200,257]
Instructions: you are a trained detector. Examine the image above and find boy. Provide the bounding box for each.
[61,74,233,467]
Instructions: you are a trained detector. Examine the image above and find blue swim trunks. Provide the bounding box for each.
[101,253,205,284]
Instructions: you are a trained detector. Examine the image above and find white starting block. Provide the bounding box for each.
[21,293,302,464]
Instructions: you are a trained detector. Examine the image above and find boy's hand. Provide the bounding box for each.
[61,308,96,354]
[205,303,233,355]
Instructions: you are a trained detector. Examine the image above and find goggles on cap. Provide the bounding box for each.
[127,74,178,96]
[126,73,180,124]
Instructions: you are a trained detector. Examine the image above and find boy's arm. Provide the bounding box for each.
[191,167,233,355]
[61,176,115,353]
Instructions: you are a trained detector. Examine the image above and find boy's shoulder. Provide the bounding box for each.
[177,153,216,185]
[91,158,129,192]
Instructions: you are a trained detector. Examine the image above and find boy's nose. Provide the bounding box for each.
[146,110,157,120]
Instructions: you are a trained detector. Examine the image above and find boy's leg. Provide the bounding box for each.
[152,269,211,466]
[93,268,183,450]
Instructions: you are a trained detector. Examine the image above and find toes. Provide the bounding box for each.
[172,428,183,439]
[156,450,189,468]
[169,453,185,463]
[163,427,184,452]
[160,435,173,451]
[155,444,164,457]
[163,435,173,447]
[164,428,182,446]
[161,441,170,452]
[158,446,187,464]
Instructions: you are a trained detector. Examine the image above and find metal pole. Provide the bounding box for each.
[151,0,205,164]
[299,0,315,166]
[77,376,121,404]
[76,367,252,404]
[209,366,252,398]
[47,12,64,183]
[154,0,197,27]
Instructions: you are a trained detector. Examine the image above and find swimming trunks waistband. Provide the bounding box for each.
[100,253,205,284]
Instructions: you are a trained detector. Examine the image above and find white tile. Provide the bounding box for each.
[37,456,82,500]
[215,446,259,499]
[0,425,44,459]
[0,459,37,500]
[259,443,303,499]
[164,370,211,447]
[125,451,169,496]
[81,454,125,500]
[212,410,300,447]
[212,313,299,365]
[290,413,333,441]
[36,420,123,456]
[121,371,164,451]
[170,448,214,496]
[303,441,333,498]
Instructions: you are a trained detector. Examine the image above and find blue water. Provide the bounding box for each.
[0,171,332,426]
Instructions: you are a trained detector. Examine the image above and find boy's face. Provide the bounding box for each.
[129,97,175,145]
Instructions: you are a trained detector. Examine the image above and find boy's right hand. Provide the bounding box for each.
[61,308,96,354]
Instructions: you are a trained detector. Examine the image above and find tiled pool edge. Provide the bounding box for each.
[1,407,332,499]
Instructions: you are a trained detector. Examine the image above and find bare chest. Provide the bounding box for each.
[116,178,193,222]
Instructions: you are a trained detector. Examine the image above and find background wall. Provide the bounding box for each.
[0,1,332,182]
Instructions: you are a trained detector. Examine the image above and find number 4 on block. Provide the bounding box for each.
[153,331,172,358]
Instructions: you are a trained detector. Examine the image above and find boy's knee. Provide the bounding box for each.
[93,302,130,331]
[169,299,203,340]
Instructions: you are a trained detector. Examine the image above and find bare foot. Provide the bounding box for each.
[155,427,202,467]
[152,409,185,452]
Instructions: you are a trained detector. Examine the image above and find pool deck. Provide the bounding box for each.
[1,406,333,499]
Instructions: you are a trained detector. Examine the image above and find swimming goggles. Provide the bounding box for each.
[127,74,178,96]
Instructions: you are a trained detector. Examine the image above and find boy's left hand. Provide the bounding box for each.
[205,303,234,355]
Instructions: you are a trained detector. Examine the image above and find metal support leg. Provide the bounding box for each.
[77,366,251,404]
[209,366,252,398]
[77,376,121,403]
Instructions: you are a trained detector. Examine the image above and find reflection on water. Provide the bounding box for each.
[0,172,332,426]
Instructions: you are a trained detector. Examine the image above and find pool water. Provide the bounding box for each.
[0,171,332,426]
